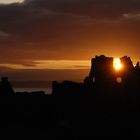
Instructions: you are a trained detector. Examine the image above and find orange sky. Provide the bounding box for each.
[0,60,91,70]
[0,0,140,81]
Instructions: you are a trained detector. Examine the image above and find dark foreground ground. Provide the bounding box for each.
[0,93,140,138]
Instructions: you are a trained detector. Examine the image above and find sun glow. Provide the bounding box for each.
[113,58,122,71]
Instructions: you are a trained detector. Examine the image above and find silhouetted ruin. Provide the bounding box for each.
[52,55,140,96]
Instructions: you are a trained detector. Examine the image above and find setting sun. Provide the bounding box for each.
[113,58,123,71]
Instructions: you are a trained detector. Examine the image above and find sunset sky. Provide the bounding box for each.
[0,0,140,81]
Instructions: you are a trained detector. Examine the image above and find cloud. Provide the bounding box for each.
[23,0,140,19]
[0,0,24,4]
[0,30,10,38]
[0,0,140,66]
[0,68,89,81]
[0,60,90,70]
[123,12,140,21]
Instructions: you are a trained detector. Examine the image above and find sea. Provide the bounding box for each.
[14,87,52,94]
[12,81,52,94]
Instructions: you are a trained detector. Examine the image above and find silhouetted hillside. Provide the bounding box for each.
[1,55,140,137]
